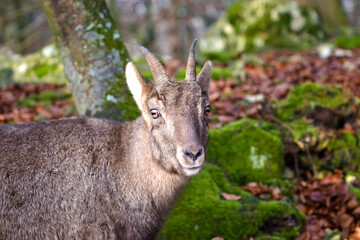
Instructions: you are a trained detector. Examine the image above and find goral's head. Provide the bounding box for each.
[126,40,212,176]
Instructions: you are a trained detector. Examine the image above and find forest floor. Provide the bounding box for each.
[1,47,360,239]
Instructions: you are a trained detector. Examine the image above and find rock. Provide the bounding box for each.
[207,119,284,185]
[276,83,350,121]
[158,164,305,239]
[275,83,360,174]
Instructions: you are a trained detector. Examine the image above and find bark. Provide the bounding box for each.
[295,0,348,29]
[40,0,139,121]
[349,0,360,29]
[13,0,27,54]
[151,0,180,59]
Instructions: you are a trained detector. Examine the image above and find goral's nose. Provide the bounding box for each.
[183,144,203,161]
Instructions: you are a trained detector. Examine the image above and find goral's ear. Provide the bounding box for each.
[196,61,212,94]
[126,62,153,112]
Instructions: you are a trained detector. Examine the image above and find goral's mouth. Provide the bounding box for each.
[181,165,202,176]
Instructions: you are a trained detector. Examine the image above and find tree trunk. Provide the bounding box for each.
[349,0,360,30]
[13,0,27,54]
[40,0,139,121]
[295,0,348,29]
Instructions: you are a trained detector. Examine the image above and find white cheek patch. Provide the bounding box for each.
[176,146,184,165]
[126,62,144,111]
[198,99,203,125]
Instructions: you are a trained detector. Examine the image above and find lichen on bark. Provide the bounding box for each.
[41,0,139,121]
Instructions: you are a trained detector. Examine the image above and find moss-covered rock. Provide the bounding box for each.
[200,0,325,54]
[274,83,360,174]
[276,83,349,121]
[285,118,319,142]
[0,46,65,85]
[327,132,360,173]
[13,45,67,84]
[158,164,305,239]
[207,119,285,185]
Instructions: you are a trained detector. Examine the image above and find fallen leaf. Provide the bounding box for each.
[221,192,242,201]
[349,228,360,240]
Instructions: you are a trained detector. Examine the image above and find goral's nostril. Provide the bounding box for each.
[195,148,203,159]
[183,147,203,161]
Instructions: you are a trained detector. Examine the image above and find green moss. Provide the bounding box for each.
[272,83,360,175]
[17,90,72,108]
[159,165,255,240]
[141,71,153,80]
[42,0,139,121]
[276,83,349,121]
[158,164,304,239]
[200,0,325,54]
[81,0,139,121]
[267,179,296,200]
[17,98,37,108]
[349,187,360,202]
[212,68,232,80]
[100,71,140,121]
[176,66,231,81]
[207,119,284,185]
[206,164,252,197]
[286,118,319,141]
[334,35,360,49]
[10,45,66,84]
[327,133,360,173]
[201,51,237,63]
[255,200,305,238]
[175,67,202,81]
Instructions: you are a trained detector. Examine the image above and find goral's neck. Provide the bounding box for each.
[127,117,188,211]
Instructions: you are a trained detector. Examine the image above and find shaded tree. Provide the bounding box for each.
[295,0,348,29]
[41,0,139,121]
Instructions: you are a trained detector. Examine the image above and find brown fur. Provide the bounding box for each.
[0,45,212,239]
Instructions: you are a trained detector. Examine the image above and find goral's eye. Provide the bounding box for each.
[150,109,161,119]
[204,105,211,116]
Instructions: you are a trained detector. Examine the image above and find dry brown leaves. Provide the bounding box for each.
[240,182,283,201]
[202,48,360,128]
[0,83,75,124]
[254,49,360,97]
[239,174,360,239]
[350,228,360,240]
[296,170,360,239]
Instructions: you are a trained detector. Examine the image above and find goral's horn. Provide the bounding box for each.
[136,42,169,84]
[185,39,197,81]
